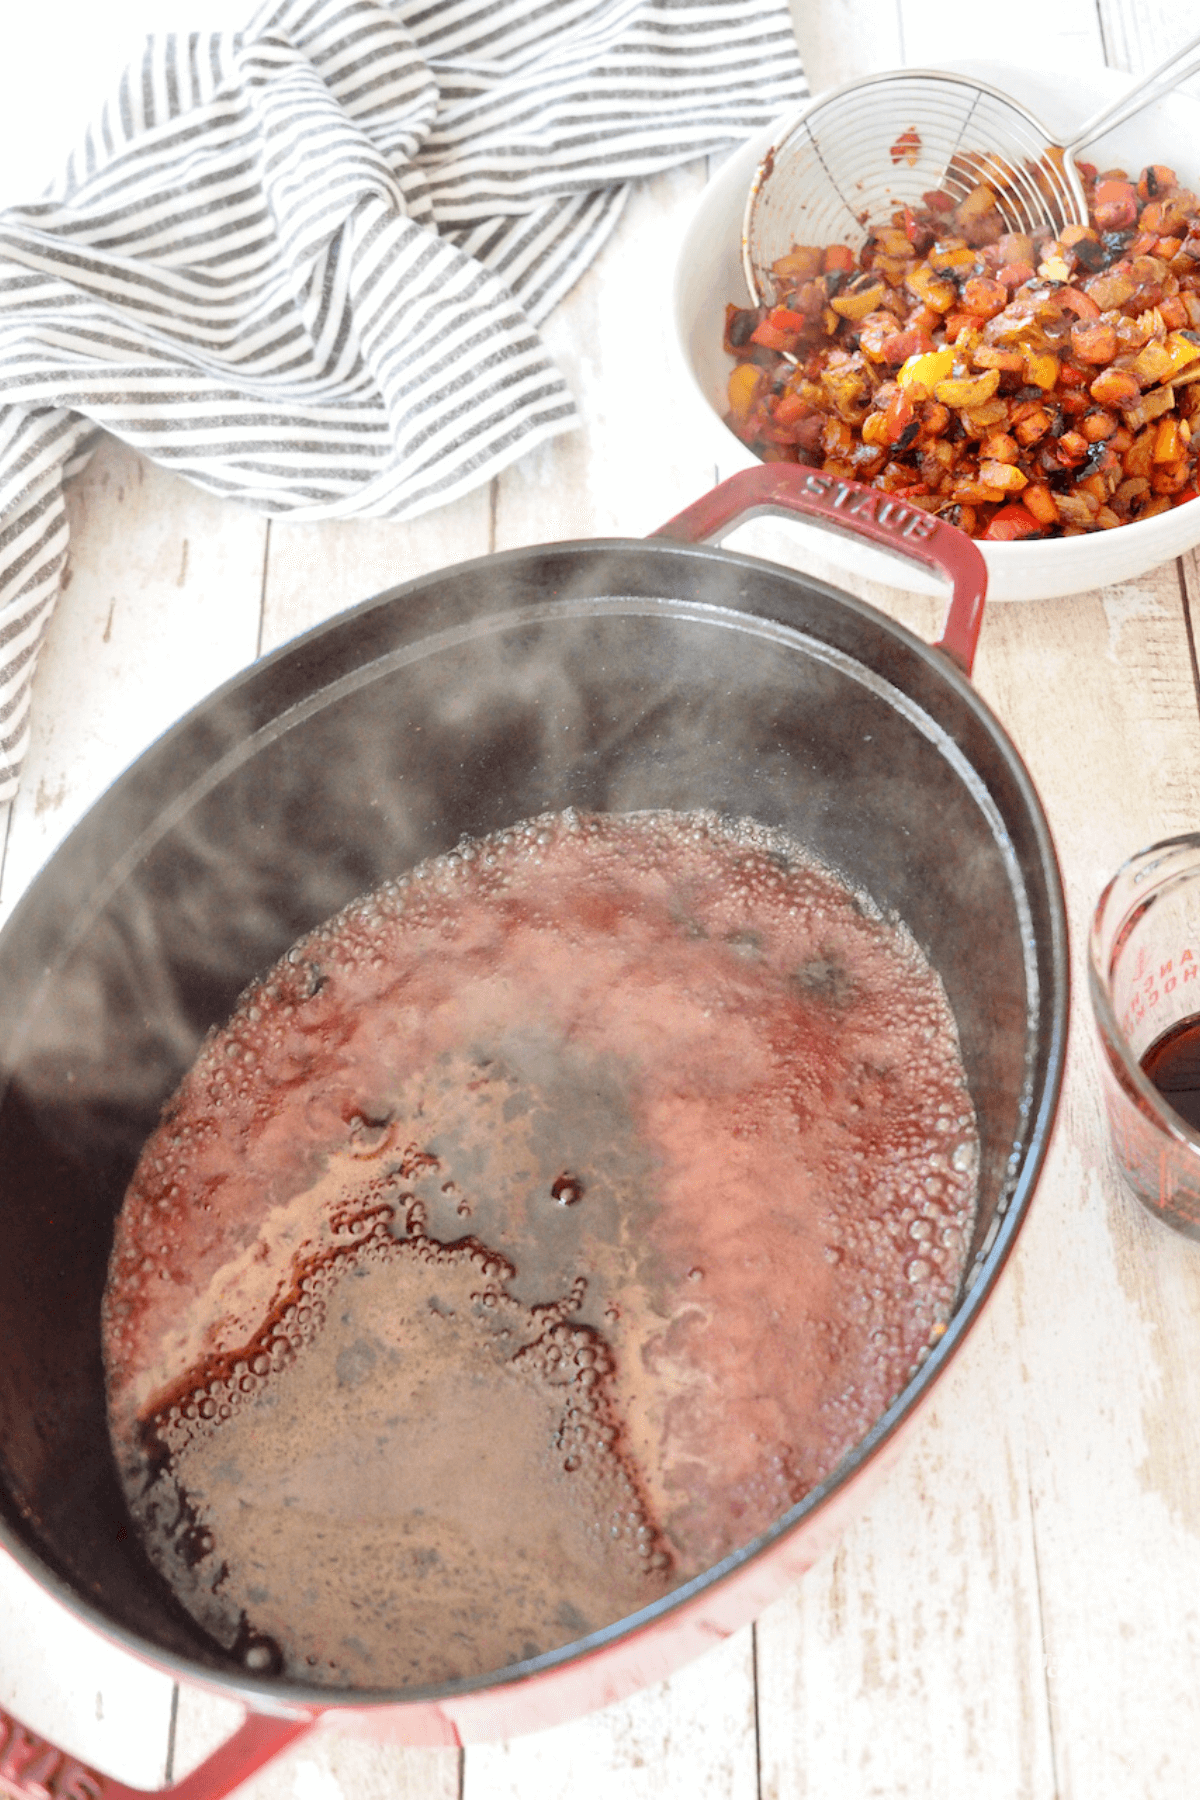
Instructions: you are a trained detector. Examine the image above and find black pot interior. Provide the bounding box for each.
[0,538,1066,1687]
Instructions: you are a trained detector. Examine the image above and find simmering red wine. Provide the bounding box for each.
[1142,1016,1200,1132]
[102,810,978,1688]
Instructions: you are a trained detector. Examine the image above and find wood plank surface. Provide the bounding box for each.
[5,5,1200,1799]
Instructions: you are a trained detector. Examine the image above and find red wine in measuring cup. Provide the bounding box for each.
[1142,1017,1200,1132]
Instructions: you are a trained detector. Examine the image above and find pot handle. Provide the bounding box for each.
[0,1699,313,1800]
[650,466,987,676]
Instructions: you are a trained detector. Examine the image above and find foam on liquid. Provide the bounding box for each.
[103,809,978,1688]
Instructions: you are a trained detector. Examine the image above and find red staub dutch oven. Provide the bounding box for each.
[0,466,1067,1798]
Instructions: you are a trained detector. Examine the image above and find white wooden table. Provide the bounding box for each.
[3,3,1200,1796]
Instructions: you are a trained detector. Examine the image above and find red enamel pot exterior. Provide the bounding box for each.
[0,468,1067,1798]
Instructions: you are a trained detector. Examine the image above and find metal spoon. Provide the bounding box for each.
[744,31,1200,306]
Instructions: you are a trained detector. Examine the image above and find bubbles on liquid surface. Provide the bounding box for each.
[104,806,980,1691]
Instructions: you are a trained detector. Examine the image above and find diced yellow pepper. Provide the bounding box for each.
[1133,331,1200,384]
[954,184,998,229]
[978,460,1028,491]
[874,255,914,288]
[906,263,957,312]
[928,239,978,274]
[1023,351,1060,391]
[771,246,823,282]
[727,362,763,422]
[961,399,1009,431]
[1154,417,1187,462]
[934,368,1001,408]
[830,280,886,321]
[898,347,957,393]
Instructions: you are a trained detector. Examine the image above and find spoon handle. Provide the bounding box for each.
[1064,27,1200,155]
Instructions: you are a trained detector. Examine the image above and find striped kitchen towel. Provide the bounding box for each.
[0,0,807,799]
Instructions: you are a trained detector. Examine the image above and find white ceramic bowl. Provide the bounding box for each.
[673,62,1200,601]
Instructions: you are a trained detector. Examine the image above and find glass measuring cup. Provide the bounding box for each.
[1090,833,1200,1236]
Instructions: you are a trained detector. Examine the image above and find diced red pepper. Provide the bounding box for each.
[750,318,798,351]
[881,327,935,365]
[942,309,977,342]
[772,391,814,427]
[983,504,1041,540]
[891,128,921,166]
[884,388,915,442]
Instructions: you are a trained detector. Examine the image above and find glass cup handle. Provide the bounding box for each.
[650,466,987,677]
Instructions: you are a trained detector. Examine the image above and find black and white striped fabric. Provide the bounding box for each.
[0,0,806,799]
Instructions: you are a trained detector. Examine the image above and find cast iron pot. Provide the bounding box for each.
[0,467,1067,1799]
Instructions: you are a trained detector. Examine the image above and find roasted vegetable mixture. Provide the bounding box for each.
[724,163,1200,539]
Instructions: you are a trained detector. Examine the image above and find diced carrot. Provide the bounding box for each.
[823,245,855,273]
[1070,323,1119,364]
[997,261,1036,291]
[1138,165,1178,201]
[960,277,1008,318]
[1059,286,1102,323]
[1089,367,1141,407]
[982,432,1019,464]
[1093,180,1139,231]
[1014,407,1052,446]
[1023,483,1059,525]
[1080,409,1118,442]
